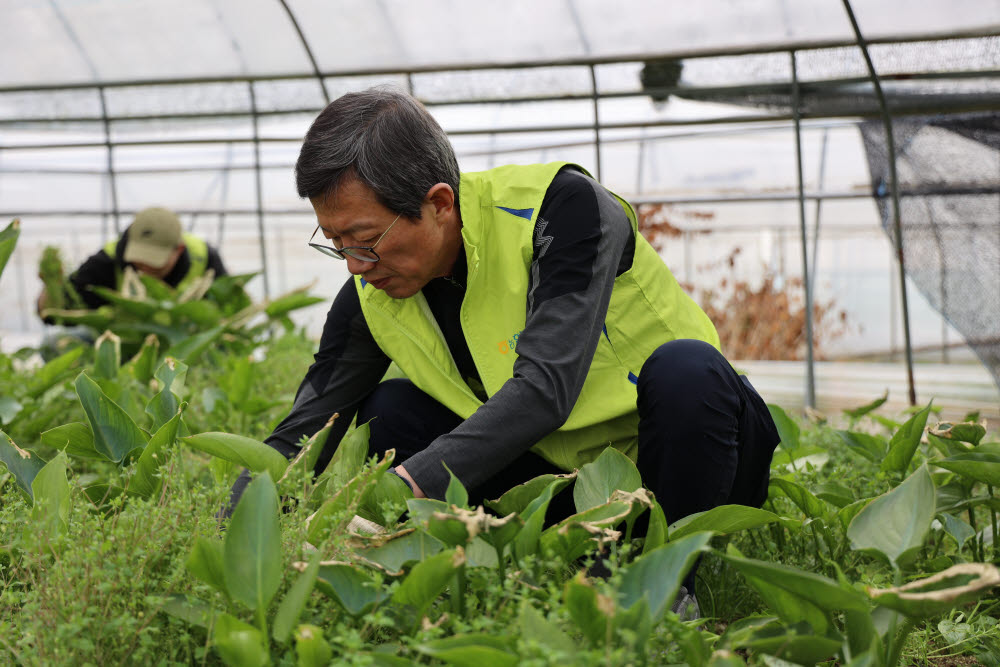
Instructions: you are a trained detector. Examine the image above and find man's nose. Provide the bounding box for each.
[345,256,373,275]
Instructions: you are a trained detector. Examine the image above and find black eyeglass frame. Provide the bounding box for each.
[308,213,401,263]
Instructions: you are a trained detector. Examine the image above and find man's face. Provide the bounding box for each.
[310,178,458,299]
[132,245,183,279]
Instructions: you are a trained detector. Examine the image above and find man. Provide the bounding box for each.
[37,207,227,316]
[229,88,779,601]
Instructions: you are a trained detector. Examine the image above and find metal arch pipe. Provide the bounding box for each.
[277,0,331,104]
[248,82,272,299]
[841,0,917,406]
[791,50,817,409]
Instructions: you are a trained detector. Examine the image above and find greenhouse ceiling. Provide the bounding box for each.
[2,0,999,89]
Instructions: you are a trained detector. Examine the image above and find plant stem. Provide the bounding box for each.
[988,485,998,559]
[885,618,916,667]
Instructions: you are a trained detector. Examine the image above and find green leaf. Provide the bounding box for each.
[573,447,642,512]
[843,391,889,420]
[356,470,412,527]
[518,602,576,655]
[514,478,566,562]
[27,345,86,398]
[486,472,575,516]
[0,431,46,501]
[934,452,1000,487]
[563,572,613,647]
[869,563,1000,619]
[186,537,229,598]
[417,635,519,667]
[272,551,321,643]
[353,529,444,576]
[160,595,217,630]
[314,561,385,616]
[306,452,394,546]
[722,619,842,665]
[224,472,282,611]
[171,299,222,327]
[619,531,713,621]
[124,334,160,384]
[40,422,102,460]
[131,409,182,498]
[278,415,336,492]
[265,290,326,319]
[181,432,288,482]
[929,422,987,447]
[880,401,932,475]
[0,397,23,425]
[168,325,226,364]
[642,498,669,555]
[813,481,855,508]
[939,512,976,549]
[836,430,889,463]
[767,403,801,450]
[92,331,122,380]
[0,219,20,279]
[313,421,371,502]
[294,625,332,667]
[145,358,188,431]
[848,464,936,567]
[75,372,149,463]
[213,613,269,667]
[444,464,469,508]
[668,505,781,541]
[391,548,464,622]
[27,452,71,544]
[770,478,829,520]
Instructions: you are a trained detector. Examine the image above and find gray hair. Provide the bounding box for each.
[295,87,460,219]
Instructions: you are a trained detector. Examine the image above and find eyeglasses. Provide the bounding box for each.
[308,213,401,263]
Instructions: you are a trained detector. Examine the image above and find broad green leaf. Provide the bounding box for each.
[836,430,889,463]
[40,422,102,460]
[124,334,160,384]
[272,551,321,643]
[444,464,469,508]
[486,472,575,516]
[613,596,654,657]
[391,548,464,622]
[767,403,801,450]
[265,290,326,319]
[619,531,713,621]
[642,497,669,555]
[220,357,253,410]
[934,452,1000,487]
[668,505,780,541]
[723,619,842,665]
[0,431,46,502]
[93,331,122,380]
[224,472,282,611]
[813,481,855,508]
[929,422,987,447]
[294,625,332,667]
[306,451,393,546]
[0,397,23,425]
[168,325,225,364]
[939,512,976,549]
[770,445,828,470]
[843,391,889,420]
[848,465,936,567]
[181,432,288,482]
[146,358,188,431]
[0,219,20,279]
[278,414,336,491]
[131,410,182,498]
[354,529,444,576]
[770,478,828,519]
[154,356,188,397]
[563,572,613,647]
[27,452,71,543]
[87,287,162,318]
[171,299,222,327]
[186,537,228,597]
[160,594,217,630]
[356,470,412,527]
[314,561,385,616]
[515,479,567,562]
[880,402,932,475]
[75,372,148,463]
[355,652,411,667]
[837,498,870,533]
[573,447,642,512]
[27,345,86,398]
[518,602,576,655]
[213,613,269,667]
[869,563,1000,618]
[313,421,371,500]
[417,635,518,667]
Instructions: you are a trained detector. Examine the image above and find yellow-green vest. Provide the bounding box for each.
[357,163,720,471]
[104,233,209,293]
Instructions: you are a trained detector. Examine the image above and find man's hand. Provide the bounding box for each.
[394,465,425,498]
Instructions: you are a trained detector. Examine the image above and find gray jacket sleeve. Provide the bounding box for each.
[401,170,633,498]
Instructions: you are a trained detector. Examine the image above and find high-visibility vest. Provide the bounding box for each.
[357,163,720,470]
[104,233,209,293]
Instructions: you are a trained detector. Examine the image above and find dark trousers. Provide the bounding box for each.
[359,339,780,581]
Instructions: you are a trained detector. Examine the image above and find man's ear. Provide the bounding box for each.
[425,183,455,220]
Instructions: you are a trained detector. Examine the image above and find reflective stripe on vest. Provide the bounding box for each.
[357,162,720,471]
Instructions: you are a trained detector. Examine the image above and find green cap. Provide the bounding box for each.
[124,207,182,267]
